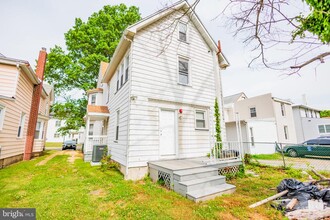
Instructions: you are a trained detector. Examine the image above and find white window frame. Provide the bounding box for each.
[249,127,255,146]
[284,125,289,140]
[125,55,129,83]
[34,121,44,140]
[17,113,26,138]
[91,94,96,105]
[178,57,190,86]
[0,104,5,131]
[281,103,286,116]
[178,22,188,42]
[250,107,257,118]
[120,63,124,87]
[88,123,94,136]
[115,110,120,141]
[116,70,120,92]
[195,110,208,130]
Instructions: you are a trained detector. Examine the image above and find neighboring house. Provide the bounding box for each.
[0,48,51,167]
[224,93,297,154]
[292,104,330,143]
[46,118,85,144]
[84,1,229,180]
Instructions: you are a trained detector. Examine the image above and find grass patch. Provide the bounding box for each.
[45,142,62,148]
[0,151,312,219]
[252,153,284,160]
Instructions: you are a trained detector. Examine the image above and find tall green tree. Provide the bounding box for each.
[45,4,141,134]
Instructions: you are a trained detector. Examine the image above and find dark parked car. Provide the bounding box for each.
[282,138,330,157]
[62,140,77,150]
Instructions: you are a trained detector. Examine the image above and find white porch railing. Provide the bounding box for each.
[211,141,243,161]
[84,135,107,152]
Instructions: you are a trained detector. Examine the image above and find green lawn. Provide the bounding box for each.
[1,151,322,219]
[252,152,285,160]
[45,142,62,148]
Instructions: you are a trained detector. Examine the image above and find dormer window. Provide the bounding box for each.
[178,22,187,42]
[91,94,96,105]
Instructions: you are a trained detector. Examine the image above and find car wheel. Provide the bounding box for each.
[73,147,76,151]
[62,148,65,151]
[288,149,298,157]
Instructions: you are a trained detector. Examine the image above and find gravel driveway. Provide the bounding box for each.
[257,157,330,171]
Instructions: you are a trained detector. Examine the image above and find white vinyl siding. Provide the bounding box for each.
[127,10,218,167]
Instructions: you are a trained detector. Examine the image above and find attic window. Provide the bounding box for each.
[178,22,187,42]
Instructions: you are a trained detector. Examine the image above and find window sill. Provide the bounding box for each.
[178,39,189,44]
[195,128,209,131]
[177,83,192,87]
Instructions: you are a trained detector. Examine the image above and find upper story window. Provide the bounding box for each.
[55,120,61,127]
[250,107,257,118]
[178,58,189,85]
[116,70,120,92]
[17,113,26,138]
[281,103,286,116]
[195,110,208,129]
[125,55,129,83]
[120,63,124,87]
[178,22,187,42]
[0,105,5,131]
[91,94,96,105]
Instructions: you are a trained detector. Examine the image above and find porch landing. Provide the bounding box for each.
[148,157,242,202]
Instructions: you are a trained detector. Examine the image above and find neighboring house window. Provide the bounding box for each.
[195,110,207,129]
[91,94,96,105]
[120,63,124,87]
[35,121,43,139]
[178,58,189,85]
[250,127,255,146]
[178,22,187,42]
[116,70,120,92]
[318,125,330,134]
[55,120,61,127]
[125,55,129,83]
[17,113,26,138]
[281,103,286,116]
[0,105,5,130]
[305,109,308,117]
[284,126,289,140]
[54,133,60,138]
[88,124,94,136]
[250,107,257,118]
[115,110,120,141]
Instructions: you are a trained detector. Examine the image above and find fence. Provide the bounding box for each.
[212,141,243,161]
[84,135,107,153]
[244,141,330,172]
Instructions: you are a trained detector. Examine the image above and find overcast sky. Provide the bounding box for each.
[1,0,329,109]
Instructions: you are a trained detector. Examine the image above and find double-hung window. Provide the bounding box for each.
[250,107,257,118]
[284,126,289,140]
[34,121,43,139]
[125,55,129,83]
[17,113,26,138]
[0,105,5,130]
[178,22,187,42]
[178,58,189,85]
[120,63,124,87]
[91,94,96,105]
[89,123,94,136]
[116,70,120,92]
[115,110,120,141]
[281,103,286,116]
[195,110,207,129]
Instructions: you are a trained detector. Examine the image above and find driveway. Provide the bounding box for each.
[257,157,330,171]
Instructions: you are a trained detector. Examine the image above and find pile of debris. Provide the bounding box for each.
[249,169,330,220]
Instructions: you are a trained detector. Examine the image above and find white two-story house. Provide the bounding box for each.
[84,1,229,180]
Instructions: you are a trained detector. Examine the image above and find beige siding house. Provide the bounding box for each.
[224,93,297,154]
[0,53,53,167]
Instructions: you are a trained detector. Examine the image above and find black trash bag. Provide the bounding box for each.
[320,189,330,202]
[276,179,324,210]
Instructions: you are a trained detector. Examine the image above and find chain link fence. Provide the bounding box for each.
[242,141,330,172]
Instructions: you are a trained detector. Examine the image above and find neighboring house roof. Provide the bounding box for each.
[87,88,103,94]
[292,104,321,112]
[272,97,292,105]
[102,0,229,83]
[0,56,39,85]
[100,61,109,77]
[87,105,109,114]
[224,92,247,105]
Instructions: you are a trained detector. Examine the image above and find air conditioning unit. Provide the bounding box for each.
[92,145,107,162]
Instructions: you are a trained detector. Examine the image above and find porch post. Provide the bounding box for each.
[85,116,90,154]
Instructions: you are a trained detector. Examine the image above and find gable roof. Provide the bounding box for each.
[224,92,247,105]
[102,0,229,83]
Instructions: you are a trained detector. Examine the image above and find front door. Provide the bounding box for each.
[159,109,176,157]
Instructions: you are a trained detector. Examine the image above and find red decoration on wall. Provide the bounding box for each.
[179,109,183,114]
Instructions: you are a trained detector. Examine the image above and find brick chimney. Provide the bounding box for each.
[24,48,47,160]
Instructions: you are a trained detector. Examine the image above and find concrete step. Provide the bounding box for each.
[186,183,236,202]
[175,176,226,196]
[173,167,218,182]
